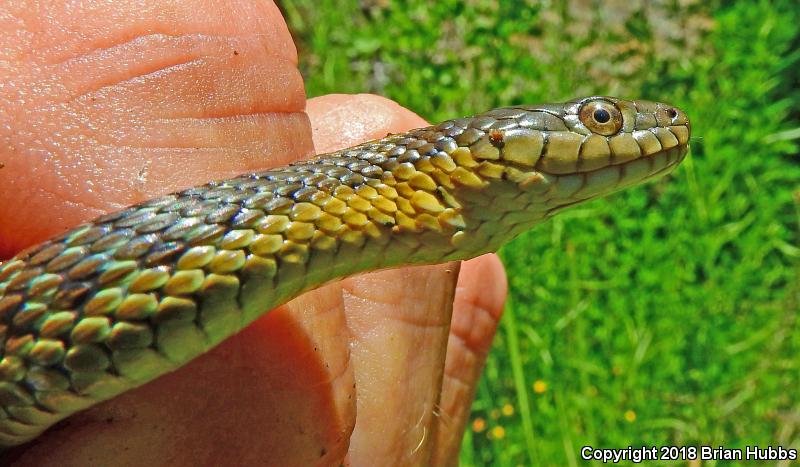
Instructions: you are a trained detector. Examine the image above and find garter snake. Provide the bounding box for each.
[0,96,690,446]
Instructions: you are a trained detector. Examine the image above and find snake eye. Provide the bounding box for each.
[593,108,610,123]
[579,100,623,136]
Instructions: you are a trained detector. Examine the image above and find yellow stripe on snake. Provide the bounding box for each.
[0,96,690,446]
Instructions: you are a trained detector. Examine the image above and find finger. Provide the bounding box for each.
[431,253,507,465]
[0,0,309,257]
[5,2,356,465]
[306,93,463,464]
[306,93,425,153]
[343,263,461,465]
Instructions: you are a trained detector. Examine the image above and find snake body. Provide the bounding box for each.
[0,96,689,446]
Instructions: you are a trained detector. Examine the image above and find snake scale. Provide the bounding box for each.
[0,96,689,446]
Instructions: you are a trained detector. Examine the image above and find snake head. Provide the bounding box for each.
[470,96,691,206]
[441,96,690,255]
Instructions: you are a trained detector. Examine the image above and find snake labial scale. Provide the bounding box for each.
[0,96,690,446]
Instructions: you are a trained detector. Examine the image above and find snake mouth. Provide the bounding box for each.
[615,142,689,186]
[540,143,689,213]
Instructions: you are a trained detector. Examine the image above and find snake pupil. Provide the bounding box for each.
[667,108,678,119]
[593,108,611,123]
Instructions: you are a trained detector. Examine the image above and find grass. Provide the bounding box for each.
[283,0,800,464]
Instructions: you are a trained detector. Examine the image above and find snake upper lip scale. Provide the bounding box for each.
[0,95,690,447]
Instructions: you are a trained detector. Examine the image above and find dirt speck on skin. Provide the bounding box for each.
[233,50,239,56]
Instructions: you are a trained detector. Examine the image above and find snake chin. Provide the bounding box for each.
[542,143,689,216]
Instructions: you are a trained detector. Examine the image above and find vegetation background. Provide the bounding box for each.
[281,0,800,464]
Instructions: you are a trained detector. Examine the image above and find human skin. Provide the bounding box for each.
[0,1,507,465]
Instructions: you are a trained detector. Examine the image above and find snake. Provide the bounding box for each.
[0,96,689,447]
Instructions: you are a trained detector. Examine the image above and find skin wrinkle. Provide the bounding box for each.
[29,180,108,215]
[341,266,459,313]
[10,38,246,106]
[5,1,297,67]
[66,52,304,120]
[347,319,449,380]
[443,337,479,389]
[259,321,351,394]
[450,293,503,355]
[52,34,233,98]
[46,32,284,68]
[42,140,149,207]
[93,111,309,149]
[281,291,348,377]
[69,56,209,105]
[153,110,307,125]
[341,281,455,331]
[47,31,205,66]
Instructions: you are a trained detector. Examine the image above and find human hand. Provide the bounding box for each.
[0,2,507,465]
